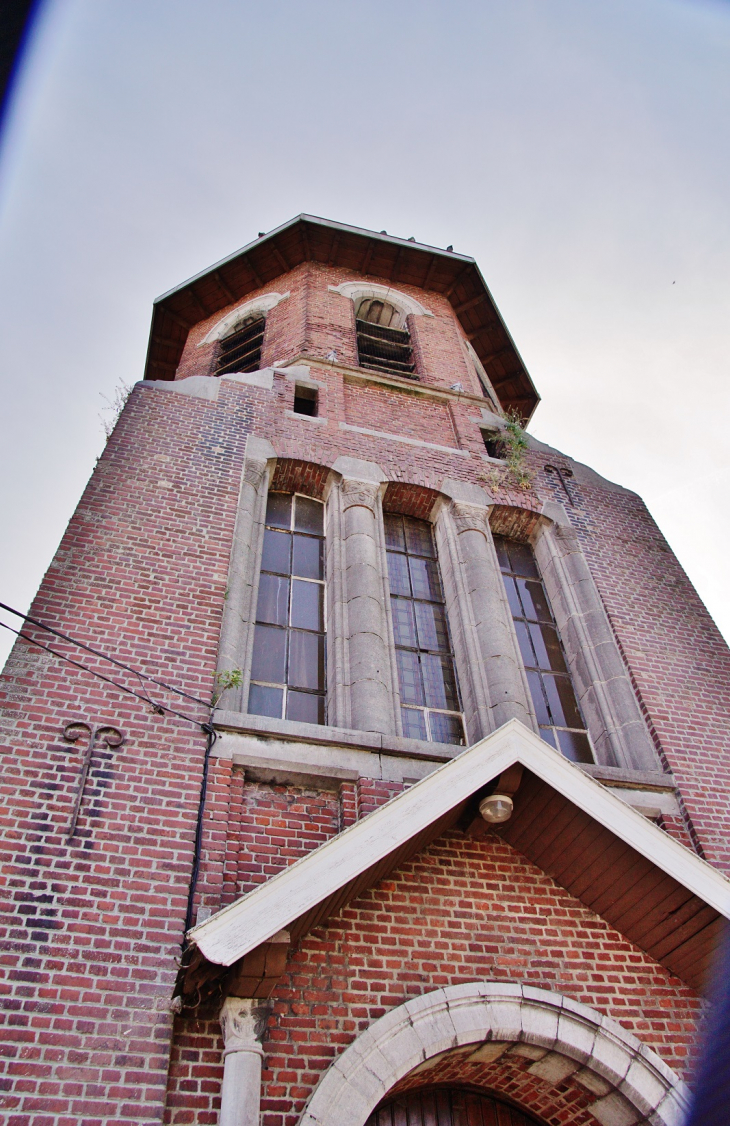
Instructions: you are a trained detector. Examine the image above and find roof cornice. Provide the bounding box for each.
[143,214,540,420]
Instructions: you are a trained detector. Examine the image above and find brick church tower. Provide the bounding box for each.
[2,215,730,1126]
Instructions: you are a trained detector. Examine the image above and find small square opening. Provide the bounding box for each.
[293,384,318,417]
[482,431,505,459]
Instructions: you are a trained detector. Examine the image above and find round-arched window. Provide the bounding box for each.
[356,297,407,331]
[365,1087,544,1126]
[354,297,415,378]
[214,314,266,376]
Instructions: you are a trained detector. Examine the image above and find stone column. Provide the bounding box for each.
[333,458,398,736]
[217,436,275,713]
[435,492,536,736]
[534,501,661,770]
[218,997,268,1126]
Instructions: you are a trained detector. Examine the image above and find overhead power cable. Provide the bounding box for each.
[0,600,212,708]
[0,619,210,732]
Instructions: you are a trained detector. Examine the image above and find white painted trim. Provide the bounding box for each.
[328,281,434,319]
[298,983,690,1126]
[198,292,290,345]
[188,719,730,966]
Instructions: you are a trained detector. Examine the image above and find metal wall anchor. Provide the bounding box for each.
[62,721,125,840]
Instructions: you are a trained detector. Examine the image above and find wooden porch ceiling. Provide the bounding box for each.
[494,769,722,994]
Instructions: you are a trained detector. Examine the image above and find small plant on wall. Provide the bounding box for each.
[99,380,134,441]
[479,409,533,491]
[502,409,533,489]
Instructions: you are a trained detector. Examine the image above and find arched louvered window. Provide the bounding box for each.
[366,1087,544,1126]
[494,535,593,763]
[356,297,416,379]
[214,314,266,376]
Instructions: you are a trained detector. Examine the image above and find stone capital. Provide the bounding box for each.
[339,476,381,513]
[450,500,491,535]
[242,456,269,491]
[219,997,269,1057]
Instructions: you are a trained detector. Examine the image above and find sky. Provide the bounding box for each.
[0,0,728,670]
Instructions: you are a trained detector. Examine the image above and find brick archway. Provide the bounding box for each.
[298,983,690,1126]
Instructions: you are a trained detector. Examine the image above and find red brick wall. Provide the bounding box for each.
[192,766,344,918]
[0,380,258,1124]
[343,379,459,447]
[164,827,702,1126]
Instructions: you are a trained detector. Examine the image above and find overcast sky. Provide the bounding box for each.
[1,0,728,670]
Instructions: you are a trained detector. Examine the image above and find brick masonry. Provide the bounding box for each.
[165,826,703,1126]
[0,382,255,1124]
[2,249,729,1125]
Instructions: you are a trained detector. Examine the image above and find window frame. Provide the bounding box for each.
[494,533,595,764]
[384,511,465,747]
[247,491,327,726]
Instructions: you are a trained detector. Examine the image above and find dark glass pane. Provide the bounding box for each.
[256,573,289,626]
[526,670,551,725]
[539,726,558,748]
[401,707,427,741]
[288,630,325,690]
[421,653,459,710]
[529,622,567,672]
[514,619,536,668]
[386,551,411,597]
[292,534,323,580]
[287,690,325,725]
[557,729,594,763]
[517,578,552,622]
[248,683,283,719]
[493,535,511,572]
[543,673,584,729]
[408,557,441,601]
[391,598,417,648]
[404,517,435,558]
[261,529,291,575]
[383,513,405,551]
[506,539,540,579]
[294,496,324,535]
[414,602,449,653]
[266,492,291,529]
[250,624,287,684]
[290,579,323,631]
[502,574,523,619]
[429,712,464,746]
[396,649,424,705]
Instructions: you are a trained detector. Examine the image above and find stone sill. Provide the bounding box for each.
[213,710,459,763]
[213,711,675,791]
[284,409,328,425]
[581,763,676,791]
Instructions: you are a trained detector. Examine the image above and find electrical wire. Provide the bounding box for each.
[0,619,209,731]
[1,600,222,930]
[184,723,217,934]
[0,600,212,708]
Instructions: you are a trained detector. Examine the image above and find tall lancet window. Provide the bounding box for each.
[384,513,465,745]
[248,493,326,725]
[355,298,416,379]
[494,535,593,763]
